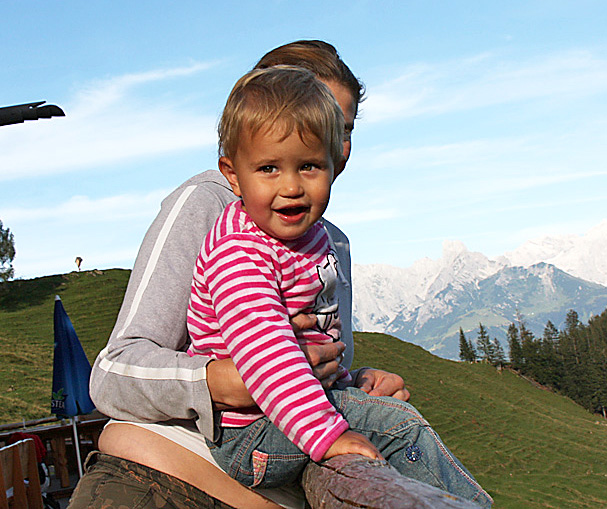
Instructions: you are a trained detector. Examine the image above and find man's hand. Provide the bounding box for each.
[322,430,382,461]
[206,358,254,410]
[355,368,410,402]
[293,313,346,389]
[300,341,346,389]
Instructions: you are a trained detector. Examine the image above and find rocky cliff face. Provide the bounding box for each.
[352,221,607,359]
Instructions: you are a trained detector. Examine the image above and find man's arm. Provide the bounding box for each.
[323,219,410,402]
[90,172,236,439]
[90,172,346,439]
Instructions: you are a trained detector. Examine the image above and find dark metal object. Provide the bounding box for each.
[0,101,65,127]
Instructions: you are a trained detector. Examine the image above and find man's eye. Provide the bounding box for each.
[343,130,352,142]
[344,125,353,142]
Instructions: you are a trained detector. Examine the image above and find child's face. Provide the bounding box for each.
[219,126,334,241]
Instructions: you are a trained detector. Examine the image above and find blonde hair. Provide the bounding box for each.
[218,66,344,166]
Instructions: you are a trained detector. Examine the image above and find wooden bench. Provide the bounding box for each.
[0,439,44,509]
[0,414,109,501]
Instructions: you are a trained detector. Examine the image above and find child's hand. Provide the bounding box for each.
[322,431,383,461]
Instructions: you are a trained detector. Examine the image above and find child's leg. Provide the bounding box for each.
[327,387,493,508]
[206,418,309,489]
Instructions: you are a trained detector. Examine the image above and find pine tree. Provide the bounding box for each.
[539,321,562,387]
[502,309,607,418]
[0,220,16,282]
[517,315,538,376]
[491,338,506,368]
[458,328,477,362]
[476,323,493,362]
[467,336,478,362]
[562,309,605,412]
[507,323,523,370]
[586,312,607,418]
[563,310,582,365]
[459,328,470,361]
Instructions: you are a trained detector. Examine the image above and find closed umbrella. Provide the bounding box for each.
[51,295,95,477]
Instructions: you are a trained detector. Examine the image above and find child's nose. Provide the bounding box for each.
[280,173,304,197]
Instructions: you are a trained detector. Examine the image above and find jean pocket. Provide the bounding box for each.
[251,450,269,487]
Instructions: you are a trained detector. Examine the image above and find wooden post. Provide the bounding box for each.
[0,440,43,509]
[25,440,44,509]
[51,436,71,488]
[0,456,7,509]
[11,446,27,507]
[302,454,480,508]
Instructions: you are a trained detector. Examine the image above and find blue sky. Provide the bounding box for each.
[2,1,606,279]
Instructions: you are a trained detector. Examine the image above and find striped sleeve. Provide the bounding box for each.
[202,233,348,461]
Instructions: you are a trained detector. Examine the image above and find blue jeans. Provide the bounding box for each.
[207,387,492,507]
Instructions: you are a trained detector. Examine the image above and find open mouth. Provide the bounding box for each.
[274,205,309,223]
[275,206,308,216]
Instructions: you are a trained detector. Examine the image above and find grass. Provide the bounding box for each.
[1,270,606,507]
[0,269,129,421]
[353,332,607,508]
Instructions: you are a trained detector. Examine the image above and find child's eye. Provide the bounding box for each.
[301,163,320,172]
[259,165,277,174]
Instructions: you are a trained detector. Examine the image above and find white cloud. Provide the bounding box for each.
[362,50,607,122]
[349,132,607,199]
[2,189,169,225]
[72,62,216,113]
[6,189,173,279]
[0,62,218,182]
[363,138,529,170]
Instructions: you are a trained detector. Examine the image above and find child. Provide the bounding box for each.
[186,66,492,507]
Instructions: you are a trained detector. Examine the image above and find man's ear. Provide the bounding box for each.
[218,157,242,197]
[333,159,346,181]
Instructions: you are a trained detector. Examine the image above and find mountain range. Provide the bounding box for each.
[351,220,607,359]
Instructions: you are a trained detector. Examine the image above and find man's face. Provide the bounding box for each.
[321,80,357,179]
[220,127,334,241]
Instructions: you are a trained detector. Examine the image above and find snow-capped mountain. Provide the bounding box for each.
[500,219,607,286]
[352,220,607,359]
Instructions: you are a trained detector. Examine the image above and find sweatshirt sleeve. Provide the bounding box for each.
[90,174,234,440]
[191,234,348,461]
[322,219,354,370]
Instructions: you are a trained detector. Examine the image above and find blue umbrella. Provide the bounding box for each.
[51,295,95,477]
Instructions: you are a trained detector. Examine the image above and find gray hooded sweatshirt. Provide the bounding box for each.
[90,171,353,440]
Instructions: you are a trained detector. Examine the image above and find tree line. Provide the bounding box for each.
[459,309,607,418]
[0,220,15,283]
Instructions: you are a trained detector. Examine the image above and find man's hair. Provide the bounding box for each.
[255,40,364,116]
[218,66,344,166]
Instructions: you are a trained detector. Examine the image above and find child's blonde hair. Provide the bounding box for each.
[218,66,345,167]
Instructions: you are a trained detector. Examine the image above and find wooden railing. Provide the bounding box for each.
[302,454,480,508]
[0,412,108,498]
[0,439,44,509]
[1,415,480,508]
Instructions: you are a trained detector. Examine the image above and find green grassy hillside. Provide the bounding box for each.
[0,269,129,420]
[352,333,607,508]
[1,270,606,508]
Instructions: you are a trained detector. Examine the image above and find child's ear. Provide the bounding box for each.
[219,157,242,197]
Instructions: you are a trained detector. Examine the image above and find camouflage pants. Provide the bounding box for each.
[68,452,236,509]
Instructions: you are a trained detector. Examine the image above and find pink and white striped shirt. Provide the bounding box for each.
[187,200,349,462]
